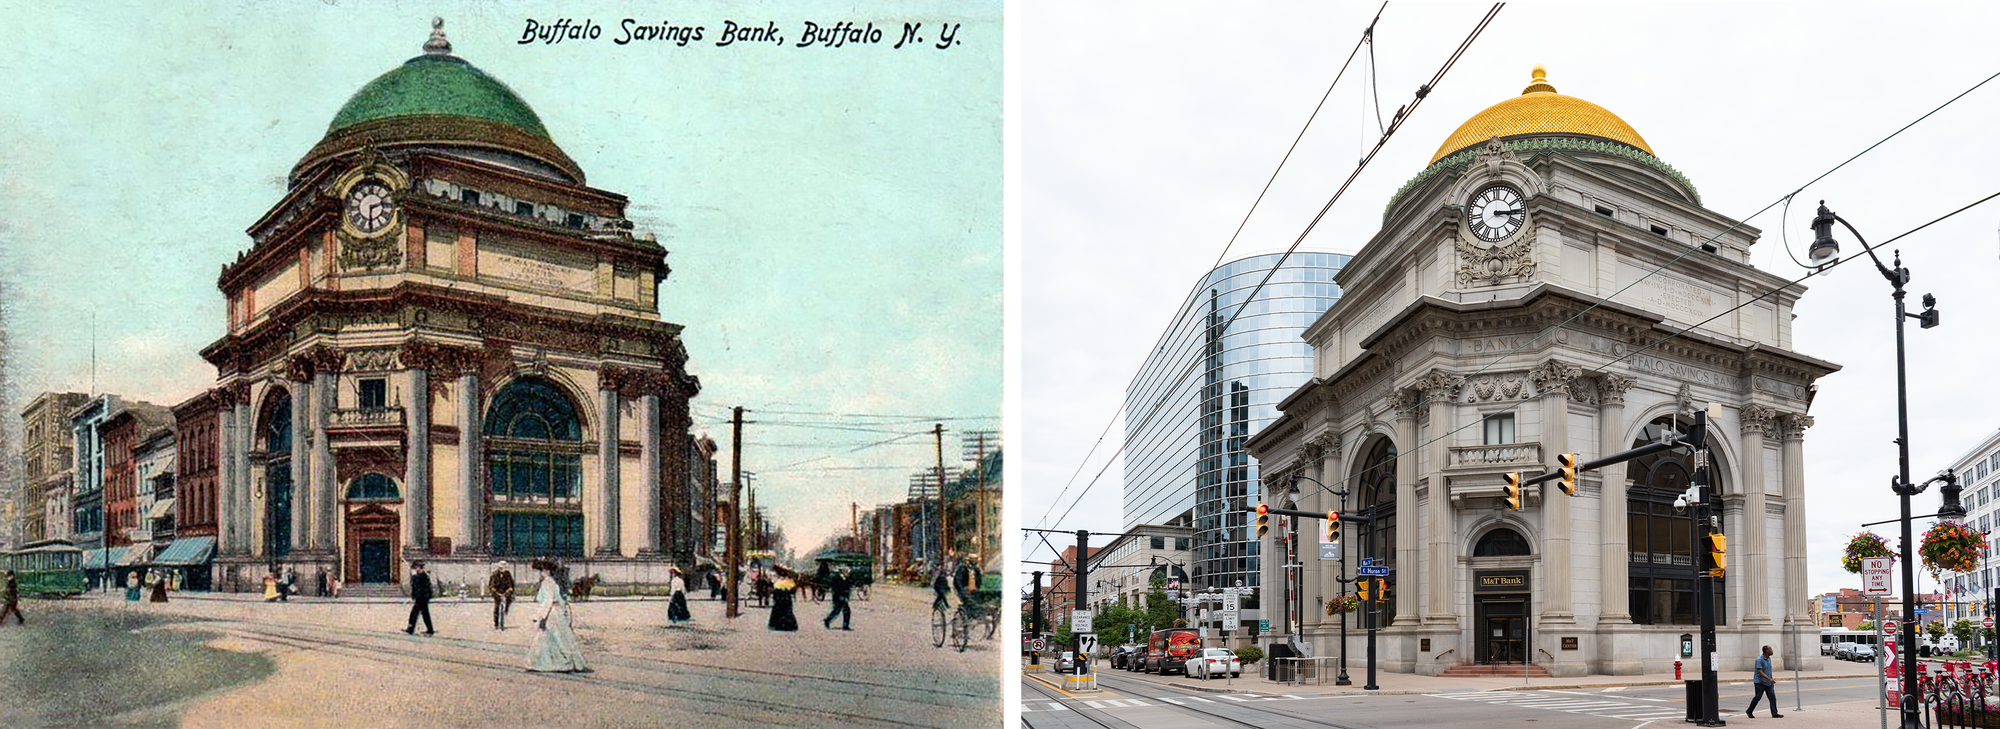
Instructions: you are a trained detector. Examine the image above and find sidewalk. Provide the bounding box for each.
[1093,655,1886,696]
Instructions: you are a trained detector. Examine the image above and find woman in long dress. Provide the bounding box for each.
[666,568,692,625]
[526,559,588,673]
[768,570,799,632]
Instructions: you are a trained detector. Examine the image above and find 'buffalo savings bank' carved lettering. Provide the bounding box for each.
[1629,354,1728,387]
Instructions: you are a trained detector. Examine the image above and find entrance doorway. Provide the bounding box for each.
[359,539,393,584]
[1478,598,1529,664]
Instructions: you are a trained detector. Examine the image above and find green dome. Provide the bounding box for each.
[328,54,550,139]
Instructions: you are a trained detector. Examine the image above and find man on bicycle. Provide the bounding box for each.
[931,559,952,611]
[953,553,980,606]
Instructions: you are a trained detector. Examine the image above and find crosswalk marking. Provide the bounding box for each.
[1429,691,1710,722]
[1020,694,1304,713]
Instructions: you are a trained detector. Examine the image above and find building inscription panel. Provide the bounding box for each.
[479,237,594,293]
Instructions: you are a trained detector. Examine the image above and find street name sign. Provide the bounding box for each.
[1358,566,1390,576]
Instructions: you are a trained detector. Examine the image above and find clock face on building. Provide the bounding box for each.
[1467,184,1525,241]
[344,180,394,235]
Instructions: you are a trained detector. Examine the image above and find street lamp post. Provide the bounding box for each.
[1810,201,1962,729]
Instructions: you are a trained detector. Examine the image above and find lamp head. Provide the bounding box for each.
[1939,469,1968,519]
[1808,200,1841,266]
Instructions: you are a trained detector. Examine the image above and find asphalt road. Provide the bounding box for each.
[1021,672,1890,729]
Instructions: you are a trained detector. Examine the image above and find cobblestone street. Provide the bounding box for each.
[0,584,998,728]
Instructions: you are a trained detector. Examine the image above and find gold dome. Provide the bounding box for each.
[1429,65,1653,163]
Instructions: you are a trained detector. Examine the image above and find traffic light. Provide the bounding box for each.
[1503,472,1523,511]
[1356,579,1371,603]
[1707,532,1727,577]
[1326,511,1341,542]
[1376,578,1391,603]
[1256,503,1270,537]
[1556,452,1579,496]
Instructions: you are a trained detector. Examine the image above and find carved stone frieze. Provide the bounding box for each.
[345,348,401,373]
[1456,230,1537,288]
[1529,359,1582,399]
[1741,403,1780,440]
[1596,373,1636,406]
[1780,413,1814,441]
[336,229,404,271]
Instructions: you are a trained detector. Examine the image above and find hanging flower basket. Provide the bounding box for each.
[1921,521,1988,578]
[1842,532,1894,574]
[1326,595,1360,616]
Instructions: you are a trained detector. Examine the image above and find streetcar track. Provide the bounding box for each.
[1091,673,1369,729]
[147,606,994,705]
[1020,675,1126,729]
[218,622,941,729]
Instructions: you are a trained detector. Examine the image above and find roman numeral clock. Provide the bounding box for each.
[1452,138,1542,288]
[331,163,409,270]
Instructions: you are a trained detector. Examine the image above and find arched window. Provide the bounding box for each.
[485,378,585,557]
[1356,437,1398,627]
[261,391,293,557]
[345,473,400,501]
[1625,415,1727,626]
[1474,528,1531,557]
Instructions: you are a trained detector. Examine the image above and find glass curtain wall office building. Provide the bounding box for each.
[1123,251,1349,593]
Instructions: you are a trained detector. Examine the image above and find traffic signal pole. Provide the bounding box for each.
[1030,570,1044,667]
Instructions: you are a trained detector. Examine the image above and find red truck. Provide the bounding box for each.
[1146,628,1202,675]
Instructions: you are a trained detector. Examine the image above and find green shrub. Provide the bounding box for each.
[1235,645,1265,666]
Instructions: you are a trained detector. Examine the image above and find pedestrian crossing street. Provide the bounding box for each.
[1427,689,1740,721]
[1021,694,1307,712]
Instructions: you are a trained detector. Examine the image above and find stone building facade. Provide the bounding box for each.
[19,392,87,543]
[1246,67,1838,676]
[199,21,697,592]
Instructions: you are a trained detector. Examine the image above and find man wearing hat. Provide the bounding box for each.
[488,561,516,630]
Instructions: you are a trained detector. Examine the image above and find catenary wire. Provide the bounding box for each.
[1030,5,1503,555]
[1033,59,1997,560]
[1030,2,1389,536]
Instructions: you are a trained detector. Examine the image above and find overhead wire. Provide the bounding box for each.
[1030,1,1390,538]
[1032,39,1997,562]
[1032,4,1504,554]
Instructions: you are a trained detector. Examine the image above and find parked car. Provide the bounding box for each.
[1114,645,1143,670]
[1833,642,1859,661]
[1850,645,1877,663]
[1055,651,1077,673]
[1184,648,1242,679]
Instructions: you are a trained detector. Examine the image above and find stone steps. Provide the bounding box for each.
[338,584,406,598]
[1437,663,1552,678]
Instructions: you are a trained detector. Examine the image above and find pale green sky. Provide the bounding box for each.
[0,0,1000,552]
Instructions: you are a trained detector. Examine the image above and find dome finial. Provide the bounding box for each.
[1523,64,1556,95]
[424,17,453,55]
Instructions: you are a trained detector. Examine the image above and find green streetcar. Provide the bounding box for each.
[2,539,86,597]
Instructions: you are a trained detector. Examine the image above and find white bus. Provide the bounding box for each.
[1818,628,1883,656]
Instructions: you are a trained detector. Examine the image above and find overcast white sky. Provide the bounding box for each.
[1021,1,2000,607]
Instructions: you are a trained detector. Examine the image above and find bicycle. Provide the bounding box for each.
[931,595,950,648]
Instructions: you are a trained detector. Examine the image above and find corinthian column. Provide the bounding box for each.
[457,353,484,557]
[596,369,623,558]
[288,377,310,555]
[312,358,336,553]
[217,390,240,556]
[1418,373,1459,623]
[637,387,663,557]
[234,389,253,557]
[1596,374,1635,623]
[1532,360,1577,624]
[1393,393,1419,627]
[404,363,431,557]
[1740,404,1778,626]
[1781,414,1813,637]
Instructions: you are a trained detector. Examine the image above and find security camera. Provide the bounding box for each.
[1673,495,1689,513]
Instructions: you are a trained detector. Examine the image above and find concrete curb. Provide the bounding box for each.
[1165,680,1253,694]
[1488,672,1878,692]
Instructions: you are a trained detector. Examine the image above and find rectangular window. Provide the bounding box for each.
[358,378,387,410]
[514,200,534,217]
[1650,224,1670,236]
[1178,537,1190,552]
[1981,460,1991,480]
[460,188,481,206]
[565,212,585,228]
[1484,413,1516,445]
[1150,536,1165,550]
[1595,204,1615,217]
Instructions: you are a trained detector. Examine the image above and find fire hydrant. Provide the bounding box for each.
[1674,660,1683,680]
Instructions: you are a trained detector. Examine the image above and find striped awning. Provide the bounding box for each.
[82,546,128,569]
[152,536,215,566]
[146,498,176,520]
[119,544,154,565]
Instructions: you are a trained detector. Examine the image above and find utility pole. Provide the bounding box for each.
[727,406,743,619]
[1075,529,1090,676]
[1690,405,1723,727]
[850,502,858,548]
[1031,570,1045,666]
[974,432,988,564]
[935,424,949,564]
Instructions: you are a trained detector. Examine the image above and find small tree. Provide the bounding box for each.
[1856,621,1876,632]
[1926,620,1947,642]
[1054,618,1073,649]
[1953,618,1977,648]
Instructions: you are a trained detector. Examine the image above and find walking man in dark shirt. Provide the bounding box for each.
[489,561,515,630]
[1,570,23,625]
[1746,644,1783,718]
[822,567,853,630]
[403,561,435,635]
